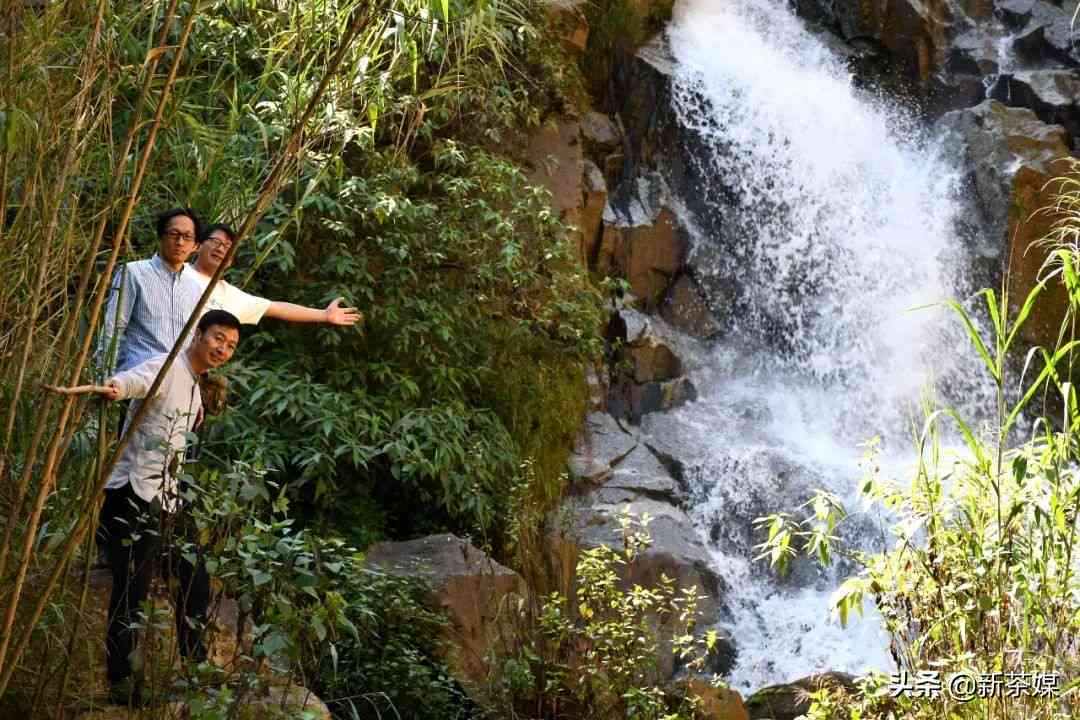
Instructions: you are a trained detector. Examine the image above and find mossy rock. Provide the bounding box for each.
[580,0,676,99]
[745,672,857,720]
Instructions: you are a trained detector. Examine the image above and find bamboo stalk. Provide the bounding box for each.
[0,2,378,693]
[0,0,195,682]
[50,403,107,719]
[0,0,175,585]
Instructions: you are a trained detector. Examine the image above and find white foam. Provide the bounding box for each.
[659,0,996,690]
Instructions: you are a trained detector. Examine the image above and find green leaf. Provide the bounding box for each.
[1003,280,1045,353]
[980,288,1002,346]
[946,299,999,384]
[1004,340,1080,436]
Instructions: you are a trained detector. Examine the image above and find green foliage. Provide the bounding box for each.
[488,508,718,719]
[153,0,607,542]
[206,138,603,539]
[313,572,469,720]
[1,0,603,712]
[180,460,466,720]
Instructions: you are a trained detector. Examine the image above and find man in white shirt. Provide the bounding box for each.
[191,223,361,326]
[62,310,241,704]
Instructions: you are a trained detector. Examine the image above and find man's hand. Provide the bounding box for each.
[42,380,121,401]
[323,298,362,326]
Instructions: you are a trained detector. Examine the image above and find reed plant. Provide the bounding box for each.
[756,159,1080,720]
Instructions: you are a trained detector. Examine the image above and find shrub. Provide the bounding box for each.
[487,505,722,719]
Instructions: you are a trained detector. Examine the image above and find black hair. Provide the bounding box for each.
[200,222,236,246]
[197,309,241,335]
[155,208,204,243]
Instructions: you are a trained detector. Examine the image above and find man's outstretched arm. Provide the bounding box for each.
[264,297,362,326]
[42,383,121,401]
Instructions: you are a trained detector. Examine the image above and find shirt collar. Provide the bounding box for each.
[151,253,185,276]
[179,350,200,380]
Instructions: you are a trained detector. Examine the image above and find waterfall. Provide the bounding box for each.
[652,0,995,692]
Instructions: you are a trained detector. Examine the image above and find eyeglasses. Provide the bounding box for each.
[208,236,233,250]
[163,228,195,243]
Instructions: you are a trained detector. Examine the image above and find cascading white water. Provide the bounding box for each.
[652,0,996,692]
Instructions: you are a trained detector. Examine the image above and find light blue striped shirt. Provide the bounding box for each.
[97,254,204,374]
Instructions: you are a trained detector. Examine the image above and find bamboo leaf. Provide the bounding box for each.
[945,408,987,468]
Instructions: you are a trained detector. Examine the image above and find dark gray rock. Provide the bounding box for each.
[604,444,684,504]
[746,672,858,720]
[582,110,621,147]
[991,69,1080,143]
[1002,0,1080,66]
[557,492,724,616]
[567,410,638,484]
[605,309,700,421]
[935,99,1070,257]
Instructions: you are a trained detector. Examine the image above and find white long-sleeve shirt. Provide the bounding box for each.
[105,352,202,511]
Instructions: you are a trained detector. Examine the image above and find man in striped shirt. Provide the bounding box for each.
[97,208,206,374]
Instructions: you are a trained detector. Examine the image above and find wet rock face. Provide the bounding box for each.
[997,0,1080,66]
[557,410,734,679]
[990,69,1080,143]
[599,172,687,306]
[605,308,699,421]
[935,99,1072,345]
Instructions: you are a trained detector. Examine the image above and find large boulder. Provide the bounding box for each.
[602,443,685,504]
[554,488,725,674]
[997,0,1080,67]
[745,672,857,720]
[567,410,639,484]
[363,534,526,688]
[555,414,730,679]
[936,99,1073,346]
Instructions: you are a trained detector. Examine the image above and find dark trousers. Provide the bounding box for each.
[99,483,210,682]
